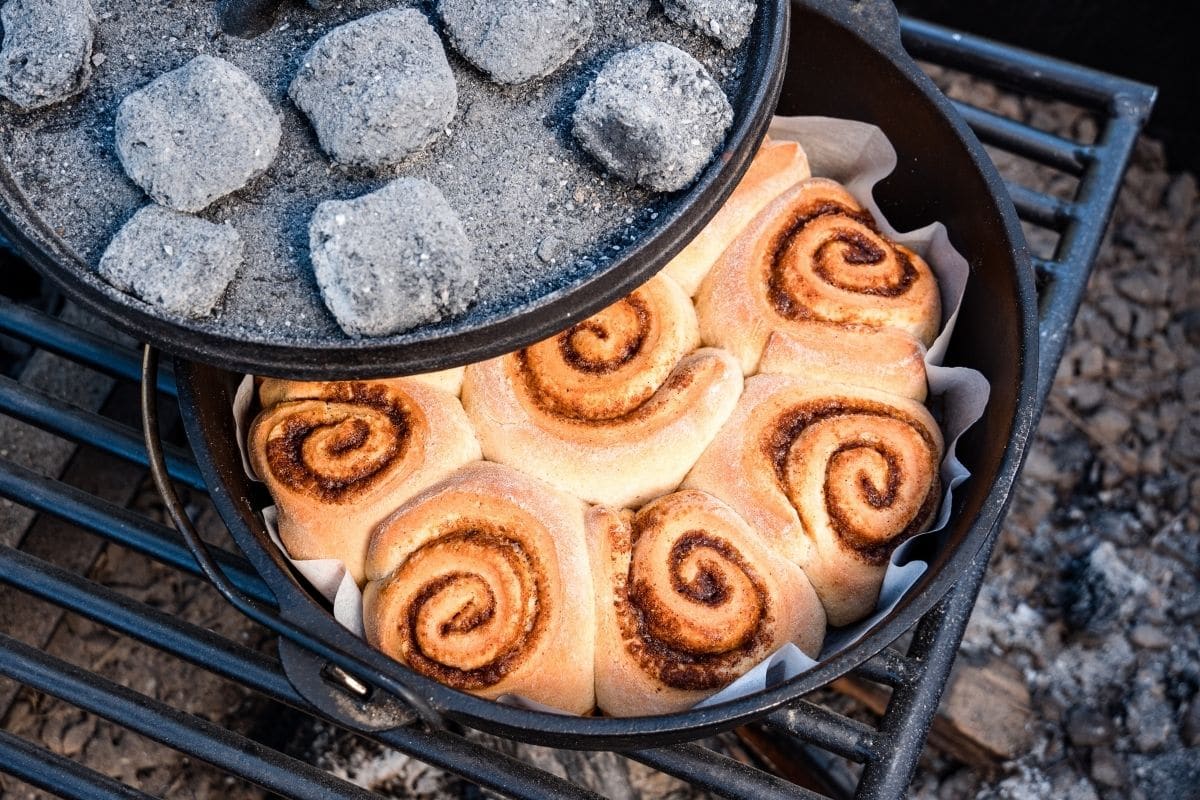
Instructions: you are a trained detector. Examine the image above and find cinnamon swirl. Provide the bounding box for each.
[462,274,743,509]
[683,375,944,626]
[664,137,812,297]
[364,462,595,713]
[249,378,481,584]
[695,178,940,391]
[588,490,825,715]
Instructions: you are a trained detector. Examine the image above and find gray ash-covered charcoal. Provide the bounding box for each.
[309,178,478,337]
[662,0,757,50]
[115,55,281,213]
[0,0,98,110]
[572,42,733,192]
[439,0,594,85]
[98,205,243,319]
[289,9,457,168]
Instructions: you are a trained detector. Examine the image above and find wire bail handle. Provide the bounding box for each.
[139,345,445,731]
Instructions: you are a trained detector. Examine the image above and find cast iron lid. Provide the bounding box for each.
[0,0,790,380]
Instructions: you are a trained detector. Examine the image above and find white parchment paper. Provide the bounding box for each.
[231,116,992,712]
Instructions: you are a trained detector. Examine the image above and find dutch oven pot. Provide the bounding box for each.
[144,0,1037,749]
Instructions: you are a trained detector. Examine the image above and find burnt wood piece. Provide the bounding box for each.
[833,656,1034,768]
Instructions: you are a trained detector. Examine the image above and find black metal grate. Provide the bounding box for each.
[0,18,1153,800]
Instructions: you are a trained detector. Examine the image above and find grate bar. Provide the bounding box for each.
[1031,110,1149,400]
[1031,256,1059,279]
[901,15,1155,407]
[854,536,998,799]
[764,701,876,763]
[0,633,384,800]
[950,100,1091,175]
[0,730,155,800]
[0,544,604,800]
[628,743,827,800]
[0,298,177,398]
[0,456,274,605]
[377,729,606,800]
[849,648,914,688]
[900,17,1150,113]
[1004,181,1075,231]
[0,543,290,700]
[0,374,205,491]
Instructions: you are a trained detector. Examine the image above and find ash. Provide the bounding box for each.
[288,9,456,168]
[0,0,97,110]
[310,177,477,336]
[98,204,243,318]
[114,55,281,212]
[662,0,757,50]
[903,67,1200,800]
[0,0,746,345]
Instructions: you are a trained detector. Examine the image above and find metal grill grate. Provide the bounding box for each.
[0,18,1154,800]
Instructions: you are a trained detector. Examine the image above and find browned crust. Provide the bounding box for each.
[765,200,919,321]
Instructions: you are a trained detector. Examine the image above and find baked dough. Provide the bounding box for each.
[249,377,481,584]
[364,462,595,713]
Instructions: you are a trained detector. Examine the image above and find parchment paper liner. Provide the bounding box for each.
[229,116,992,714]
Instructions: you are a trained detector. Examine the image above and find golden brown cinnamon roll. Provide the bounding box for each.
[410,367,465,397]
[588,490,825,716]
[683,375,944,626]
[363,462,595,713]
[695,178,940,389]
[462,274,743,508]
[249,378,481,584]
[664,137,812,297]
[757,328,928,403]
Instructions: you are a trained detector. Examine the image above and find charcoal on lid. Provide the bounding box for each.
[661,0,758,50]
[289,9,457,168]
[114,55,281,213]
[0,0,98,110]
[439,0,594,85]
[309,178,479,338]
[97,205,243,319]
[572,41,733,193]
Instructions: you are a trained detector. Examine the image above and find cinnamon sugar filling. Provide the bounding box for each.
[264,382,414,503]
[763,399,941,564]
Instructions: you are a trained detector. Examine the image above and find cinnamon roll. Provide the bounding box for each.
[683,375,944,626]
[664,137,812,297]
[462,274,743,509]
[410,367,465,397]
[695,178,941,387]
[588,490,825,716]
[757,328,928,403]
[363,462,595,713]
[249,378,481,584]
